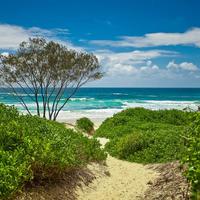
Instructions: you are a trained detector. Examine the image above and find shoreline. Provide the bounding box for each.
[56,109,120,126]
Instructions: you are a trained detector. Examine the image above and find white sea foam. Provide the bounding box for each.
[4,98,200,124]
[112,93,128,96]
[122,100,199,110]
[11,93,42,97]
[58,99,199,124]
[69,97,95,101]
[7,102,43,108]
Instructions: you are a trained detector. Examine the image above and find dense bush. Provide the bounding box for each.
[96,108,192,139]
[76,117,94,134]
[0,104,106,199]
[183,113,200,198]
[95,107,192,163]
[105,127,186,163]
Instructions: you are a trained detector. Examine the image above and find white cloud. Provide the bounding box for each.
[95,49,178,76]
[93,59,200,87]
[90,27,200,48]
[1,24,200,87]
[167,61,198,71]
[107,63,138,76]
[0,24,82,50]
[140,64,160,75]
[93,47,200,87]
[96,49,178,65]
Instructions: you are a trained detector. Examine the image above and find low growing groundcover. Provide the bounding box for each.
[95,107,200,198]
[95,107,192,164]
[0,104,106,199]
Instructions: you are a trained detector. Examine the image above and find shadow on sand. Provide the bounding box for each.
[15,167,96,200]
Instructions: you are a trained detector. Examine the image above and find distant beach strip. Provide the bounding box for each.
[0,88,200,123]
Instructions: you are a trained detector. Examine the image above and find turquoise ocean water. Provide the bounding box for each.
[1,88,200,121]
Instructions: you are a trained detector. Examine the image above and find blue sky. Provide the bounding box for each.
[0,0,200,87]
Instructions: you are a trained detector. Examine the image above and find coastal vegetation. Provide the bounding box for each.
[76,117,94,134]
[0,103,199,199]
[95,107,200,198]
[0,38,102,120]
[183,113,200,198]
[0,104,106,199]
[95,108,191,163]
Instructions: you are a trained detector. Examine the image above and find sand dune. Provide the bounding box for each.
[75,138,159,200]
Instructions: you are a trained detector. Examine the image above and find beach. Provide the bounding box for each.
[75,136,158,200]
[0,88,197,199]
[16,121,188,200]
[76,155,158,200]
[1,88,193,199]
[1,2,199,198]
[1,88,200,125]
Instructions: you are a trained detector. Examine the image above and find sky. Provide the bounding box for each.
[0,0,200,87]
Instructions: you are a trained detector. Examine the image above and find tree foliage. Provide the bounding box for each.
[0,38,103,120]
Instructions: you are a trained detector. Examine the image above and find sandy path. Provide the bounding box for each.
[15,123,186,200]
[76,138,159,200]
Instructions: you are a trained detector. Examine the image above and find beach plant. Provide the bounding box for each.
[0,104,106,199]
[182,113,200,199]
[0,38,103,120]
[95,107,192,163]
[76,117,94,134]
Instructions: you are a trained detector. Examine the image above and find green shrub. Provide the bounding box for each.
[105,132,149,159]
[0,104,19,122]
[95,107,192,139]
[76,117,94,134]
[0,104,106,199]
[105,127,186,163]
[95,107,191,163]
[182,113,200,198]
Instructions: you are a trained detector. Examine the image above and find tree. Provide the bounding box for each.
[0,38,103,120]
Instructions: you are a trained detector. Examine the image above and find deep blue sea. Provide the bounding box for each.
[1,88,200,121]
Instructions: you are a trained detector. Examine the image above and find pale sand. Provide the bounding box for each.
[75,137,159,200]
[57,109,119,127]
[65,121,159,200]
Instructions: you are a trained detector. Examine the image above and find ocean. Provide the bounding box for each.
[1,88,200,123]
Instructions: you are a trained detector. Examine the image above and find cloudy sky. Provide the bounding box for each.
[0,0,200,87]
